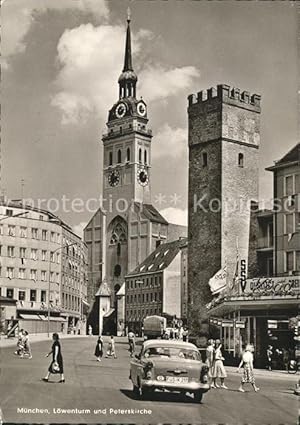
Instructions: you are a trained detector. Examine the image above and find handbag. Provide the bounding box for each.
[51,361,60,373]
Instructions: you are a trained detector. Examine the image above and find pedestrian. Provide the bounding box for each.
[211,339,228,389]
[206,339,215,383]
[128,330,135,357]
[43,333,65,383]
[105,336,117,359]
[94,335,103,362]
[237,344,260,392]
[182,327,188,342]
[266,345,273,371]
[22,331,32,359]
[14,328,24,356]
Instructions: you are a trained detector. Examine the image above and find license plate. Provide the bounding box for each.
[166,376,188,384]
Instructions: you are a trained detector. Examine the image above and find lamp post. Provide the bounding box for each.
[47,242,78,337]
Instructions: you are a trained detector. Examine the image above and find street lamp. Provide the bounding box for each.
[47,242,78,337]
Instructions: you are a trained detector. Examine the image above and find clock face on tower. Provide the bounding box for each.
[137,167,149,186]
[115,102,127,118]
[137,101,147,117]
[108,170,120,187]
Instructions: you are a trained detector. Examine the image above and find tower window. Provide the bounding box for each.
[202,152,208,167]
[109,152,113,166]
[139,148,142,163]
[144,150,147,164]
[117,242,121,256]
[127,148,130,162]
[238,153,244,167]
[114,264,121,277]
[117,149,122,164]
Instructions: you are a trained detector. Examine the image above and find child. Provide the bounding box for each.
[105,336,117,359]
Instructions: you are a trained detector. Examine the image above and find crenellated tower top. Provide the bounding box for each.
[188,84,261,113]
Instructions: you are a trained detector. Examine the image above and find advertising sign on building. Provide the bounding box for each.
[240,276,300,295]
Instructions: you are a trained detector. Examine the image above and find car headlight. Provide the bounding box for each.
[157,375,165,381]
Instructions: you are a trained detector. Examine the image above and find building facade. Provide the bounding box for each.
[187,85,261,322]
[125,238,187,335]
[206,144,300,366]
[0,201,88,334]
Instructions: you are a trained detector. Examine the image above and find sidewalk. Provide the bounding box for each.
[0,334,130,348]
[226,365,299,380]
[0,333,89,348]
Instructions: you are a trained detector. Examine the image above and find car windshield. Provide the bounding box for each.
[143,346,201,361]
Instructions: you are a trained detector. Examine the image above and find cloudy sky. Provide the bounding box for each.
[1,0,298,235]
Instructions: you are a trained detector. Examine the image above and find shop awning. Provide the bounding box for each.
[103,308,115,318]
[19,313,41,320]
[50,317,67,322]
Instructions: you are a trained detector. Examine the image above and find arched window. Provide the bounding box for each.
[144,150,147,164]
[127,148,130,162]
[238,153,244,167]
[139,148,142,163]
[109,152,113,166]
[202,152,208,167]
[117,149,122,164]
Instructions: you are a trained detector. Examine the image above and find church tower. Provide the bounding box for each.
[187,85,261,320]
[102,11,152,212]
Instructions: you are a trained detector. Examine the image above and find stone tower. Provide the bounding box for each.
[187,84,261,318]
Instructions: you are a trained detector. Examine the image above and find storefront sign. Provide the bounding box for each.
[267,320,278,329]
[240,276,300,295]
[235,320,245,329]
[222,320,234,328]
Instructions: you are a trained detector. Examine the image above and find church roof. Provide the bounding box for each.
[136,203,168,225]
[126,237,187,277]
[266,143,300,171]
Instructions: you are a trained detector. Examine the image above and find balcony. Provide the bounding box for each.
[102,124,152,140]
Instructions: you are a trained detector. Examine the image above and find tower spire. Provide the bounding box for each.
[123,8,133,72]
[118,9,137,99]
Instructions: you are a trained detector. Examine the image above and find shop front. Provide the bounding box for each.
[207,276,299,368]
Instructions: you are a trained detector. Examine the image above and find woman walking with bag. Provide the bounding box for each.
[94,335,103,362]
[42,333,65,383]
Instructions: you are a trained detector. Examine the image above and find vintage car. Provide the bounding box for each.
[129,339,210,402]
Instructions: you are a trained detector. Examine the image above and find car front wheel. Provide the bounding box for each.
[194,390,203,403]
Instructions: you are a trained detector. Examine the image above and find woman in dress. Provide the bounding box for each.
[43,333,65,383]
[237,344,259,392]
[212,339,228,389]
[206,339,215,384]
[94,335,103,362]
[105,336,117,359]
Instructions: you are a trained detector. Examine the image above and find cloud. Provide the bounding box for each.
[160,207,188,226]
[153,124,187,159]
[140,66,200,102]
[73,221,87,238]
[2,0,109,57]
[51,23,128,124]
